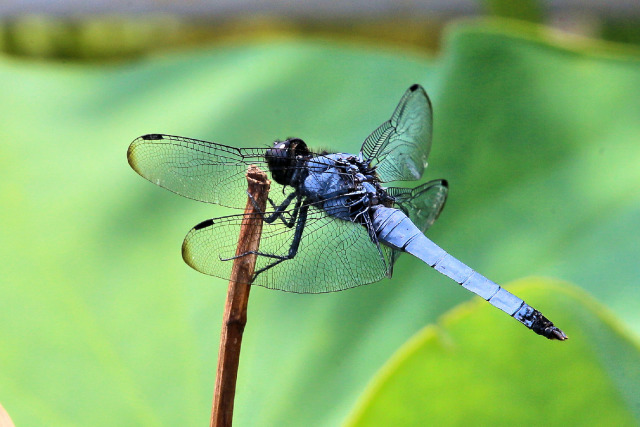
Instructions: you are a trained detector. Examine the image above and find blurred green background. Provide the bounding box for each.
[1,1,640,426]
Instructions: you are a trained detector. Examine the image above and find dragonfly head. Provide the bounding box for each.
[265,138,310,186]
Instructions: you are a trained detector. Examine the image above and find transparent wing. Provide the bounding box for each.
[128,134,311,209]
[360,84,433,182]
[386,179,448,266]
[387,179,448,234]
[182,206,393,293]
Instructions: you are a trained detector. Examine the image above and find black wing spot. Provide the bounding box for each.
[441,179,449,188]
[409,83,420,91]
[142,134,164,140]
[194,219,215,230]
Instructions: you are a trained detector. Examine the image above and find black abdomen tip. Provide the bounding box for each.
[530,310,568,340]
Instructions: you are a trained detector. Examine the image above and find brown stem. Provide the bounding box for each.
[210,165,270,427]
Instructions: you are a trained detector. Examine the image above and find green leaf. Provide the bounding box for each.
[1,19,639,426]
[346,279,640,426]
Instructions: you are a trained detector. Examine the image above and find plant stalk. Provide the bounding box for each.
[210,165,270,427]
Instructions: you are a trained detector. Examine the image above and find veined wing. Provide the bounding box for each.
[386,179,448,267]
[128,134,315,209]
[387,179,448,234]
[182,205,393,293]
[360,84,433,182]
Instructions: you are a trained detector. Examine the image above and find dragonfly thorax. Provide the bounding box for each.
[298,152,394,225]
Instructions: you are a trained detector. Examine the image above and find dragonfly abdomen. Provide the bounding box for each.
[371,206,567,340]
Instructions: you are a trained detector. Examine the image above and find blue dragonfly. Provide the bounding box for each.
[127,84,567,340]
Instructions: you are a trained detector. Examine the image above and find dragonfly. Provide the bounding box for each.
[127,84,567,340]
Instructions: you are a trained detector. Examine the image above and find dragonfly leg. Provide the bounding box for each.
[264,195,302,228]
[246,190,299,227]
[253,204,308,279]
[221,204,309,280]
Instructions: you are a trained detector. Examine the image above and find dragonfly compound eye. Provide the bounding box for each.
[265,139,302,186]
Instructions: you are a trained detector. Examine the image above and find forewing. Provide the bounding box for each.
[360,84,433,182]
[182,206,392,293]
[128,134,281,209]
